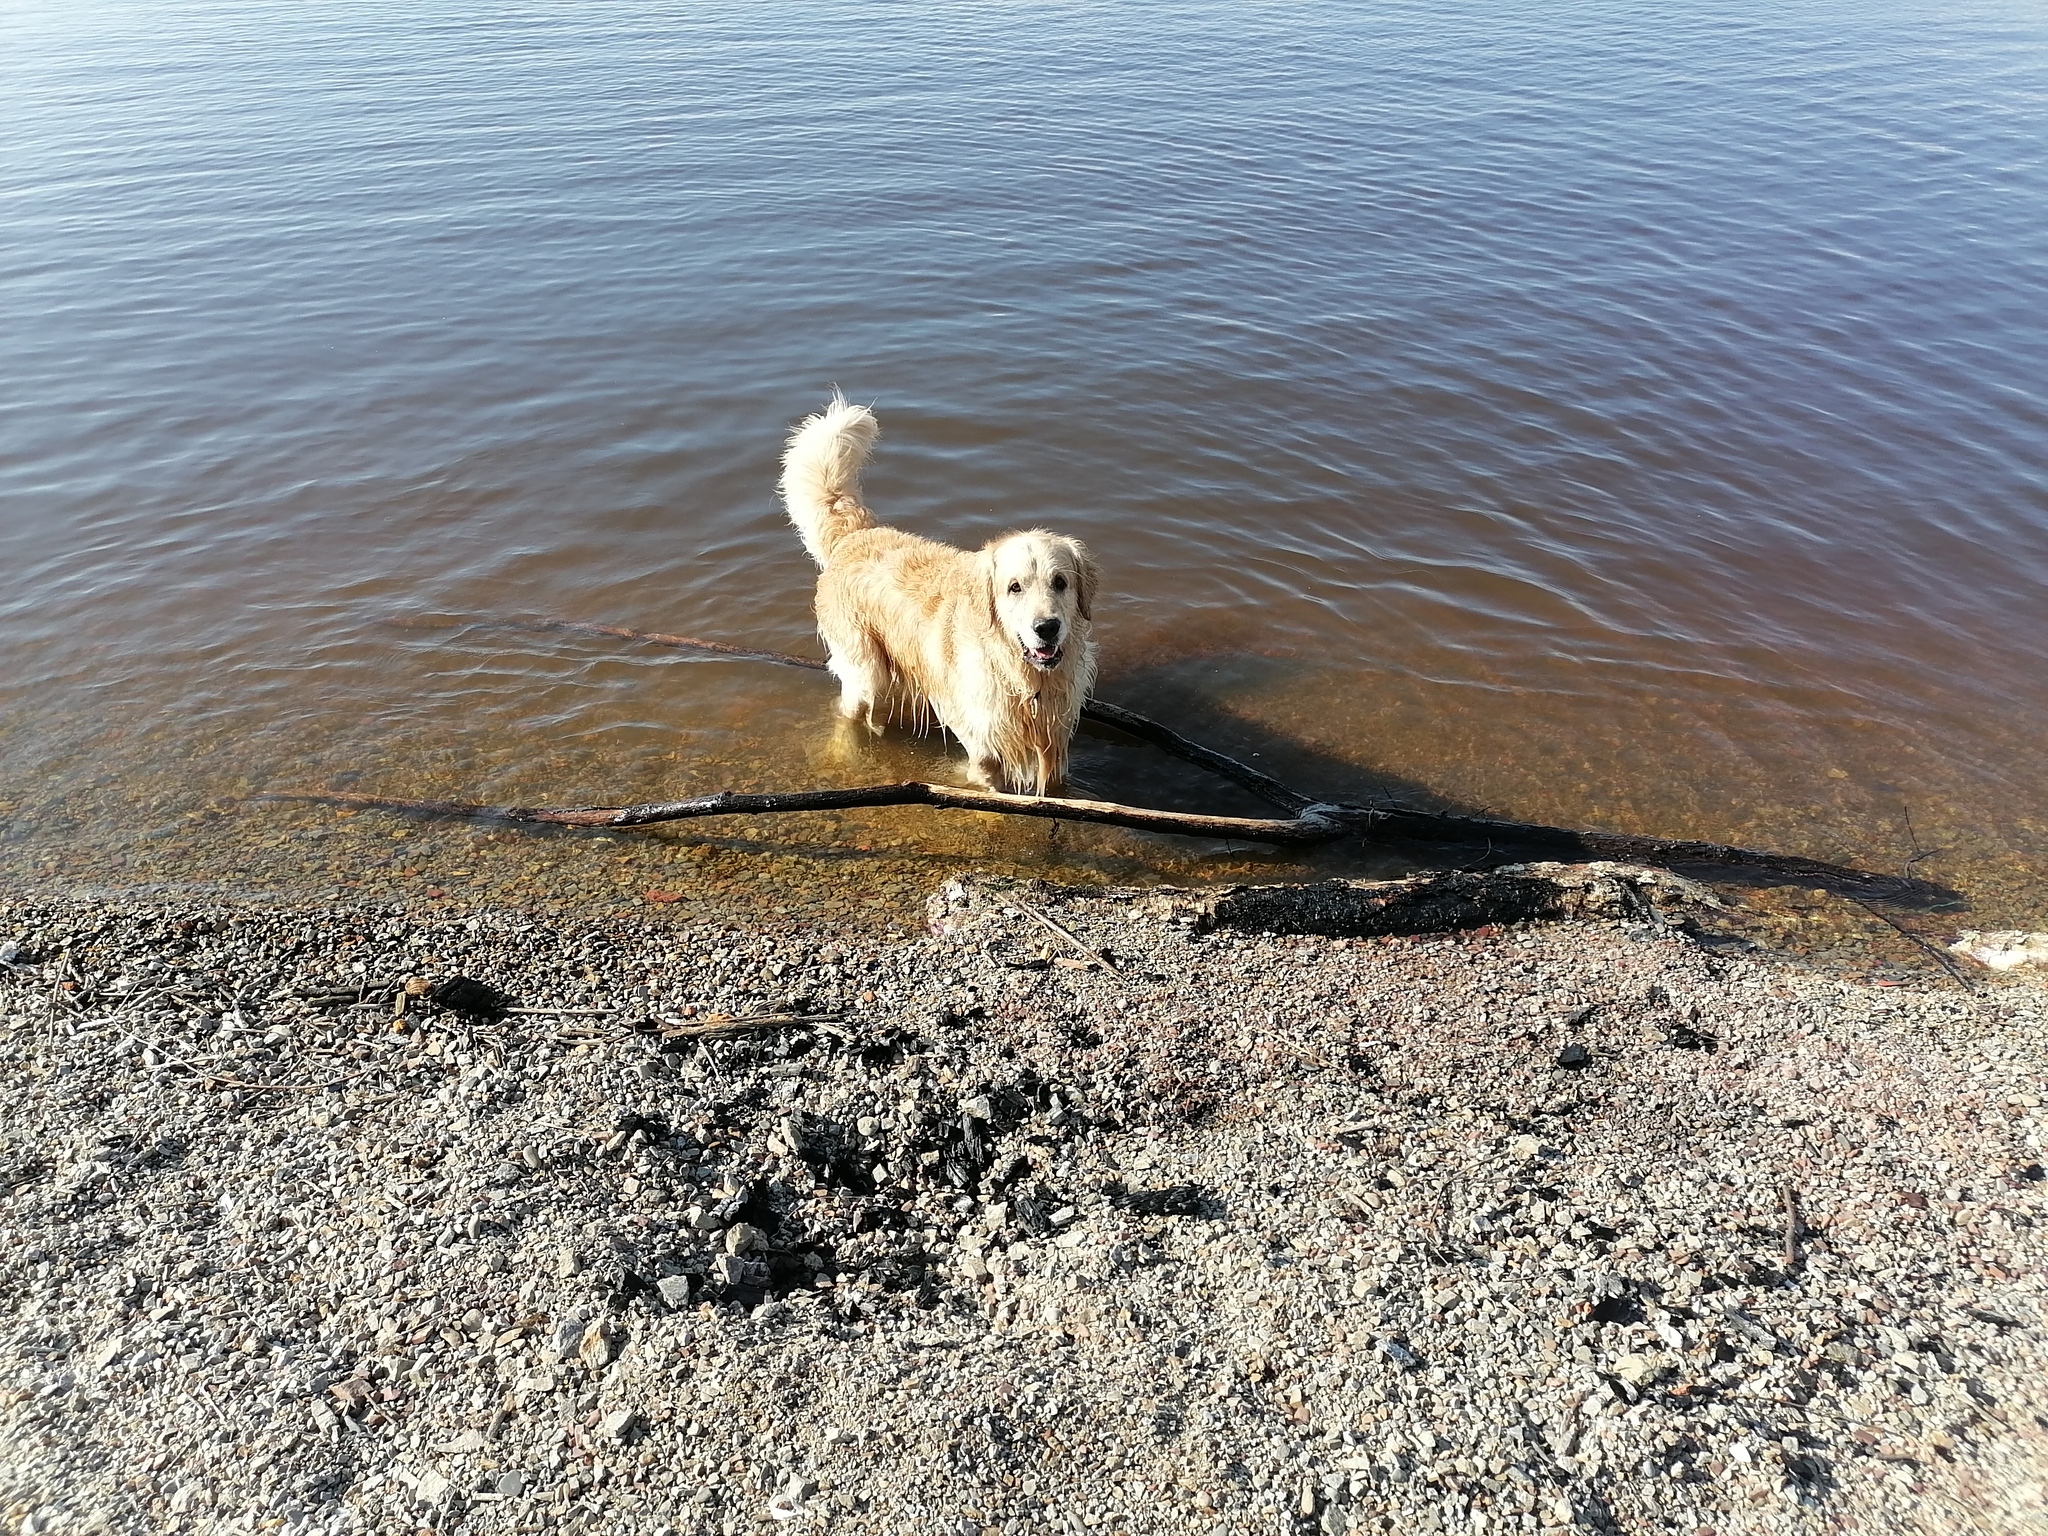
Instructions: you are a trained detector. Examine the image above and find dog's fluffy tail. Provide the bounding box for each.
[781,394,879,568]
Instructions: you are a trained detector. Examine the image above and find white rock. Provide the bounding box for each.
[1612,1352,1662,1387]
[599,1408,638,1442]
[657,1276,693,1308]
[412,1468,457,1507]
[1951,931,2048,970]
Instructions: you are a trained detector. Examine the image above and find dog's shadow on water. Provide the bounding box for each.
[1065,646,1960,907]
[1075,653,1444,819]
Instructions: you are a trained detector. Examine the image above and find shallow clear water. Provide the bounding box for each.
[3,0,2046,933]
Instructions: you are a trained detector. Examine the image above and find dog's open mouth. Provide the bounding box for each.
[1022,643,1063,671]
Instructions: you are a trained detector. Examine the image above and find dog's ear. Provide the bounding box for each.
[978,544,1002,631]
[1067,538,1100,622]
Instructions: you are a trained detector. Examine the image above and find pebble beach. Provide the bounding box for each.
[3,868,2046,1536]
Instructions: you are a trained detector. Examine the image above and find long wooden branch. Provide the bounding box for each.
[375,613,1950,900]
[257,784,1349,845]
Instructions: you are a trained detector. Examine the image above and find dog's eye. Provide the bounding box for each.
[1007,581,1022,595]
[1051,575,1067,593]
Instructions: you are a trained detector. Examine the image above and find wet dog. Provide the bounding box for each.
[780,396,1098,795]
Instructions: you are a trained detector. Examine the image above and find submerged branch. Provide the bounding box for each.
[257,783,1351,846]
[371,612,1950,900]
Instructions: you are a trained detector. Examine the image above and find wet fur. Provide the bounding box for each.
[780,396,1099,795]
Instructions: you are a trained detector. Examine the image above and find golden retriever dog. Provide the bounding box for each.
[780,395,1099,796]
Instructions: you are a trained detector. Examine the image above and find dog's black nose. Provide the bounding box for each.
[1032,618,1062,643]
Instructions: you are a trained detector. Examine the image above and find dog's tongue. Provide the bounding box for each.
[1026,645,1059,665]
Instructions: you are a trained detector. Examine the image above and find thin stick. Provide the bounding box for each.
[1015,900,1117,972]
[502,1007,621,1018]
[651,1014,846,1041]
[1782,1181,1802,1275]
[1851,898,1978,994]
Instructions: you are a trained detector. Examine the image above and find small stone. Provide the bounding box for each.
[168,1484,212,1516]
[554,1248,583,1278]
[412,1467,457,1508]
[959,1095,994,1122]
[685,1206,724,1233]
[657,1276,694,1308]
[496,1471,526,1497]
[1612,1352,1661,1387]
[548,1316,587,1362]
[579,1319,619,1370]
[1510,1135,1542,1160]
[1556,1043,1592,1070]
[1378,1337,1420,1370]
[599,1408,639,1442]
[959,1252,991,1284]
[724,1222,765,1255]
[438,1429,486,1455]
[711,1254,747,1287]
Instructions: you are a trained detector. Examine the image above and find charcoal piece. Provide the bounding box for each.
[1010,1195,1053,1237]
[851,1205,911,1235]
[427,976,508,1017]
[714,1178,777,1234]
[1555,1042,1592,1070]
[1587,1290,1641,1325]
[607,1270,657,1311]
[614,1111,670,1139]
[856,1030,920,1070]
[1115,1184,1206,1218]
[1665,1024,1718,1052]
[813,1154,876,1195]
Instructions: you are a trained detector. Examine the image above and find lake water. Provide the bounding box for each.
[4,0,2046,947]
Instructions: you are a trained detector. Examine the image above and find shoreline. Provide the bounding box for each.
[3,871,2045,1536]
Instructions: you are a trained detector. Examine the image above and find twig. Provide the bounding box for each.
[652,1013,846,1041]
[1899,804,1948,877]
[1015,899,1118,973]
[503,1007,620,1018]
[1782,1181,1802,1276]
[1851,898,1978,995]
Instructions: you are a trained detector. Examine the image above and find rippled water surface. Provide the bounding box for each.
[4,0,2046,939]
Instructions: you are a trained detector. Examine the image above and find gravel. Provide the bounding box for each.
[3,869,2046,1536]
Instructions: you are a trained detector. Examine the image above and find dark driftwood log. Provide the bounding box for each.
[935,866,1717,942]
[374,613,1946,900]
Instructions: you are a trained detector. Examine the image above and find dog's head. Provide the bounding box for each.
[982,530,1098,673]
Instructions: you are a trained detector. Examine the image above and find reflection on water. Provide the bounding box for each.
[2,0,2046,950]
